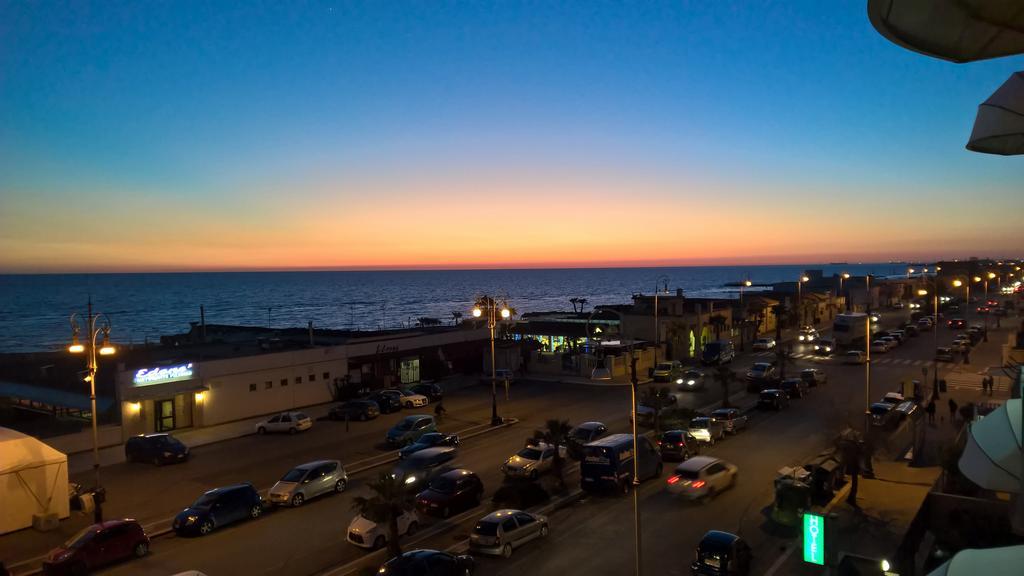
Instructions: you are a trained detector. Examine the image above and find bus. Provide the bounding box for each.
[833,313,869,347]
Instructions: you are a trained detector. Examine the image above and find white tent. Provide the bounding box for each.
[967,71,1024,155]
[0,427,69,535]
[926,544,1024,575]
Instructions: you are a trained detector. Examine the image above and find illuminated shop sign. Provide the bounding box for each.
[133,363,195,386]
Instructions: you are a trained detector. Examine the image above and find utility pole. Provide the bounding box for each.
[629,353,643,576]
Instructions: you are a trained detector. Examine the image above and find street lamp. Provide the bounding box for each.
[840,272,851,311]
[739,280,752,349]
[984,272,996,340]
[653,275,669,364]
[626,346,643,576]
[473,297,510,426]
[68,301,115,523]
[919,288,940,399]
[797,275,809,327]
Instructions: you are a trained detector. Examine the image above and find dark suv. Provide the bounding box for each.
[367,391,402,414]
[173,484,263,536]
[657,430,698,461]
[415,469,484,517]
[329,400,380,421]
[379,549,476,575]
[42,520,149,576]
[124,433,189,466]
[757,389,789,411]
[411,382,444,402]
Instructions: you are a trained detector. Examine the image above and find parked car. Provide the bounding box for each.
[903,324,919,337]
[889,330,906,343]
[653,360,685,383]
[666,456,738,500]
[870,340,889,354]
[42,520,150,576]
[386,415,438,447]
[880,392,904,406]
[869,402,898,428]
[389,447,456,493]
[691,531,752,576]
[701,340,736,365]
[255,411,312,435]
[813,337,836,356]
[780,378,808,399]
[798,328,819,342]
[757,389,789,411]
[935,347,955,362]
[710,408,748,434]
[745,363,777,391]
[800,368,827,387]
[894,401,920,421]
[470,509,548,558]
[172,484,263,536]
[502,442,567,479]
[124,433,189,466]
[378,550,475,576]
[752,337,776,351]
[347,508,419,550]
[880,336,898,349]
[948,318,966,329]
[385,388,429,408]
[843,350,866,364]
[328,400,380,421]
[268,460,347,507]
[410,382,444,402]
[687,416,725,446]
[367,391,402,414]
[568,421,608,445]
[399,432,460,459]
[918,317,934,330]
[657,430,698,461]
[415,469,484,517]
[679,369,706,390]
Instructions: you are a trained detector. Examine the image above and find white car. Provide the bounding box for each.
[268,460,347,506]
[798,329,819,342]
[502,442,568,479]
[870,340,889,354]
[843,351,866,364]
[813,337,836,355]
[256,411,312,435]
[385,388,429,408]
[752,338,776,351]
[346,509,419,549]
[678,369,705,390]
[666,456,738,500]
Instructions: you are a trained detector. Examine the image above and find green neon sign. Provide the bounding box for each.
[803,513,825,565]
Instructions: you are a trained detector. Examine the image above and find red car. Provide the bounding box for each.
[42,519,149,575]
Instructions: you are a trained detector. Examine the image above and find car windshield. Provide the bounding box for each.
[396,418,416,431]
[63,526,97,548]
[361,508,389,523]
[655,363,673,371]
[684,370,700,378]
[192,492,219,508]
[429,477,458,494]
[517,448,543,460]
[870,405,891,415]
[474,521,500,536]
[752,364,769,372]
[662,432,683,442]
[418,433,441,444]
[569,428,592,440]
[399,389,415,396]
[690,418,710,429]
[676,468,700,480]
[760,391,777,399]
[281,468,308,482]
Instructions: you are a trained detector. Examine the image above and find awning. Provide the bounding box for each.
[868,0,1024,63]
[121,380,208,402]
[926,544,1024,575]
[967,71,1024,155]
[958,398,1021,492]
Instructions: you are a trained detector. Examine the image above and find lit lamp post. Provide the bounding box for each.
[984,272,995,340]
[68,302,116,523]
[473,298,510,426]
[797,275,809,327]
[919,288,940,399]
[653,275,669,364]
[739,279,752,349]
[953,278,971,327]
[840,272,851,311]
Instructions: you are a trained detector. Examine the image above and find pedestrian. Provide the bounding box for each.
[926,399,936,424]
[433,400,446,421]
[983,376,990,395]
[948,398,958,425]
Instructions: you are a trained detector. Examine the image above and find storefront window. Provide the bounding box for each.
[400,358,420,384]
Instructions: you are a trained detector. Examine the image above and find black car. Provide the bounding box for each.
[366,391,402,414]
[779,378,808,399]
[329,400,380,421]
[757,389,789,411]
[124,433,189,465]
[691,530,751,576]
[411,382,444,402]
[415,469,484,517]
[399,432,460,459]
[657,430,698,461]
[379,549,475,575]
[173,484,263,536]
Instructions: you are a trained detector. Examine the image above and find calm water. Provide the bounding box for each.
[0,264,909,352]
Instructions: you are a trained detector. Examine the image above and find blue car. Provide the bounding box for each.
[386,415,437,447]
[173,484,263,536]
[398,432,459,459]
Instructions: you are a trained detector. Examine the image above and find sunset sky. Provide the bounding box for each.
[1,1,1022,273]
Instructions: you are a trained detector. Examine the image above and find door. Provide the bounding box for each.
[314,464,334,498]
[156,399,176,432]
[500,517,519,547]
[513,512,538,545]
[278,413,292,432]
[706,463,729,490]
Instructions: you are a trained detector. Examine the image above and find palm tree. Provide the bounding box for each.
[451,311,463,326]
[532,419,573,490]
[578,298,588,312]
[711,365,736,408]
[416,317,441,327]
[569,297,580,313]
[351,472,413,557]
[774,344,790,380]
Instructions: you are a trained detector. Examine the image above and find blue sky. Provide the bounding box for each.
[1,1,1022,272]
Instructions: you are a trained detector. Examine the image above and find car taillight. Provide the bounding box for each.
[692,480,706,489]
[656,440,662,446]
[667,475,681,485]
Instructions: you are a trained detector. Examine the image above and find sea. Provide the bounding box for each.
[0,263,912,353]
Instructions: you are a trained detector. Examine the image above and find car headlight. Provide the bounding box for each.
[163,451,173,457]
[404,476,416,485]
[687,380,695,386]
[825,347,831,352]
[676,378,683,384]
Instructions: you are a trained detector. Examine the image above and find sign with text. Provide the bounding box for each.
[133,363,194,387]
[803,513,825,565]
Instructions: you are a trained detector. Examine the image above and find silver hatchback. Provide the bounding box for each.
[470,509,549,558]
[269,460,347,506]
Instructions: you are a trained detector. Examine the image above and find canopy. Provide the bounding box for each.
[958,398,1021,492]
[868,0,1024,63]
[926,544,1024,575]
[967,71,1024,155]
[0,427,70,534]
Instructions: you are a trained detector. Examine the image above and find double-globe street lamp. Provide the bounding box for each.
[796,275,810,327]
[68,302,116,522]
[839,272,851,311]
[473,297,510,426]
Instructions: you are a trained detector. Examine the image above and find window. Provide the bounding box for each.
[309,374,316,382]
[295,376,302,384]
[281,414,292,422]
[249,383,257,392]
[322,371,330,381]
[265,381,272,390]
[280,378,288,387]
[514,513,535,525]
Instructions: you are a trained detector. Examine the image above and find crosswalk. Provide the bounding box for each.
[752,350,941,368]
